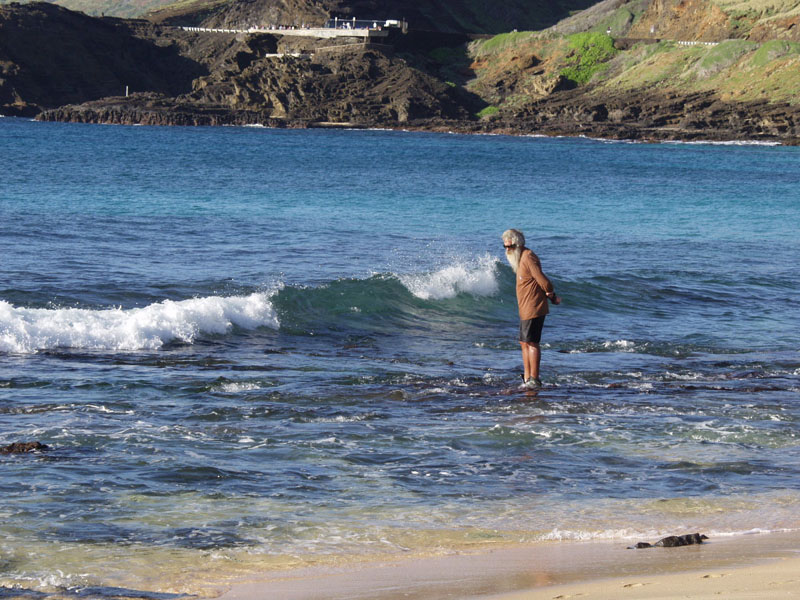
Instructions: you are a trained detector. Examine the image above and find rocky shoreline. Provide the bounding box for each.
[34,88,800,146]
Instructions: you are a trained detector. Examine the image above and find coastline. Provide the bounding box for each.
[10,112,799,146]
[218,531,800,600]
[5,2,800,148]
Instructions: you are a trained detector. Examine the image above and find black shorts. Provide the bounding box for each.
[519,316,545,344]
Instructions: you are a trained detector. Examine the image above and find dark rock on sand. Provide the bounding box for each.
[629,532,709,549]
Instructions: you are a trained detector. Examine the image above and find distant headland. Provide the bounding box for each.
[2,0,799,144]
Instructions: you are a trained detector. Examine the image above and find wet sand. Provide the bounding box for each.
[218,531,800,600]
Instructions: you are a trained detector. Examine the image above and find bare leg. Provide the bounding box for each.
[520,342,541,381]
[520,342,530,381]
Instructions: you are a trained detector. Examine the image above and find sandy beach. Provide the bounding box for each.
[219,531,800,600]
[491,556,800,599]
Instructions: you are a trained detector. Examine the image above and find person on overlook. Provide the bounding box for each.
[502,229,560,389]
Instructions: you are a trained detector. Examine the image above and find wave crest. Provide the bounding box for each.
[1,258,505,353]
[398,255,500,300]
[0,292,279,353]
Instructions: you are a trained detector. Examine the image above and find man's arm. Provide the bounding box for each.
[523,252,556,299]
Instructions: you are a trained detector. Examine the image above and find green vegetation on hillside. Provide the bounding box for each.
[559,32,617,85]
[712,0,800,18]
[428,46,474,86]
[695,39,756,78]
[587,1,648,36]
[750,39,800,66]
[0,0,179,18]
[465,1,800,117]
[471,31,539,56]
[591,38,800,104]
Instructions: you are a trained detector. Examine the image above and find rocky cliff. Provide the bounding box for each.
[3,0,800,143]
[1,2,473,124]
[0,2,204,115]
[39,43,473,126]
[0,0,601,33]
[148,0,599,34]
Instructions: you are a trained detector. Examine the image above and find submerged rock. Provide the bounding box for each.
[1,441,50,454]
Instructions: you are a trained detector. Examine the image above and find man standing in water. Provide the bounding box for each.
[502,229,560,389]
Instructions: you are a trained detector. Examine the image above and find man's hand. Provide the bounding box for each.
[550,294,561,305]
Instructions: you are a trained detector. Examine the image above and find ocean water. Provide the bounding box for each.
[1,117,799,597]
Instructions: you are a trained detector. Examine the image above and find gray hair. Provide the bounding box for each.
[501,229,525,248]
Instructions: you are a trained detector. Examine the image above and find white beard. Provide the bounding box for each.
[505,247,522,273]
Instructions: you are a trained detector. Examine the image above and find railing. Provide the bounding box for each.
[182,26,241,34]
[264,52,311,58]
[324,18,406,31]
[181,23,394,36]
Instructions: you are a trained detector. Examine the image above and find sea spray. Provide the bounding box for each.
[398,255,500,300]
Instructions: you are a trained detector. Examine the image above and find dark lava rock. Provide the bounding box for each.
[0,2,203,116]
[1,441,50,454]
[472,88,800,143]
[629,532,709,549]
[38,44,473,127]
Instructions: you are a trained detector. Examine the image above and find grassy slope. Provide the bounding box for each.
[465,0,800,113]
[0,0,177,17]
[599,38,800,102]
[712,0,800,18]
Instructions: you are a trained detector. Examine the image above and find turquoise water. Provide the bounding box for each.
[1,118,799,596]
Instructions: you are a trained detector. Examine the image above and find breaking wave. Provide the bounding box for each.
[0,258,504,353]
[398,254,499,300]
[0,293,279,353]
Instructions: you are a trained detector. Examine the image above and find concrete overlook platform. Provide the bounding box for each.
[182,26,389,39]
[180,18,402,40]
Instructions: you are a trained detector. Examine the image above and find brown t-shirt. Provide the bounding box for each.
[516,248,554,320]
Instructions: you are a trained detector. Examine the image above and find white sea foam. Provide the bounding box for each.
[664,370,704,381]
[0,292,279,353]
[310,414,372,424]
[218,382,264,393]
[709,528,785,537]
[628,382,655,391]
[539,528,649,542]
[603,339,636,351]
[399,255,499,300]
[667,139,781,147]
